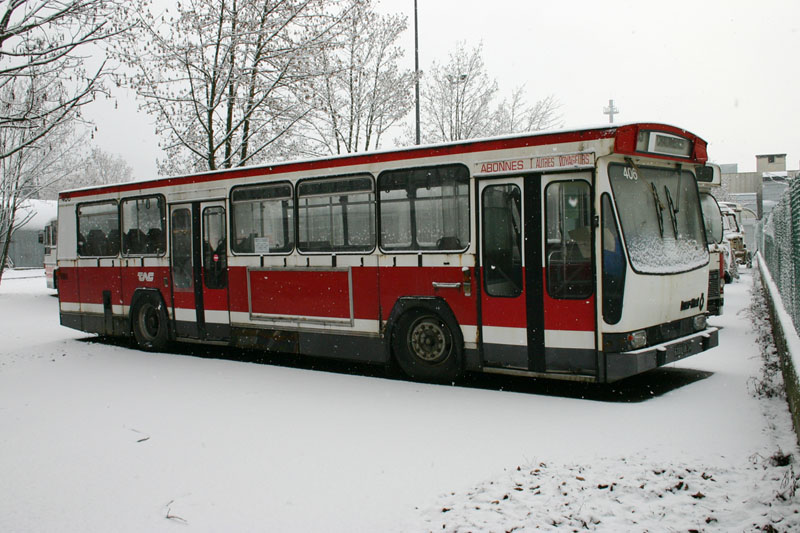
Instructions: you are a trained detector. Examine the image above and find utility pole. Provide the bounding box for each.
[603,99,619,124]
[414,0,420,145]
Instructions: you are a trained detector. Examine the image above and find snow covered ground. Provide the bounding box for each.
[0,268,798,532]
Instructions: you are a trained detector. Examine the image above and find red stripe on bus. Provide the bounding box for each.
[60,265,593,332]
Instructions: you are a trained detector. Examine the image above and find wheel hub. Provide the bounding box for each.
[410,320,447,362]
[139,304,160,340]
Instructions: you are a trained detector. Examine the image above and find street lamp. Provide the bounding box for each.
[414,0,420,145]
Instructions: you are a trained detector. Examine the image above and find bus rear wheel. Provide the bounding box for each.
[132,296,168,352]
[392,309,462,383]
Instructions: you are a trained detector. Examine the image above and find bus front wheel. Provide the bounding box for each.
[392,309,462,383]
[132,296,169,352]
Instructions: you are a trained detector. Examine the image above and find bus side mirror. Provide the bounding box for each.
[696,163,721,185]
[696,166,712,182]
[38,232,44,244]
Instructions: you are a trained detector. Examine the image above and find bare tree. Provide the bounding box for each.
[0,0,127,280]
[421,42,561,143]
[117,0,350,174]
[0,0,128,159]
[0,81,85,280]
[37,146,133,199]
[300,0,414,155]
[421,42,496,143]
[491,87,561,136]
[77,146,133,186]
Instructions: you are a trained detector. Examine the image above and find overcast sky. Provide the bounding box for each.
[85,0,800,179]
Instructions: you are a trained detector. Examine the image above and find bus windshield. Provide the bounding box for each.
[723,212,739,233]
[699,192,724,245]
[609,163,707,274]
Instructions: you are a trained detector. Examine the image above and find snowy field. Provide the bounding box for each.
[1,268,798,532]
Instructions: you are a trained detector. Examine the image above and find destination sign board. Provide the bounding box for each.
[636,130,692,158]
[475,152,595,175]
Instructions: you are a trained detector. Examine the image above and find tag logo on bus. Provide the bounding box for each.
[680,294,705,311]
[137,272,155,283]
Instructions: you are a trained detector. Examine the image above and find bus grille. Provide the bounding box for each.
[708,269,721,299]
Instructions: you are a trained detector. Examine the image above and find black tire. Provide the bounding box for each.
[392,309,462,383]
[132,295,169,352]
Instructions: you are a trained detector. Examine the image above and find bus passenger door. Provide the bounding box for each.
[540,173,596,375]
[478,177,544,370]
[170,204,200,338]
[200,201,230,339]
[169,201,230,340]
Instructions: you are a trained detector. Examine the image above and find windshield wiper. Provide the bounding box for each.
[650,182,664,237]
[664,186,679,238]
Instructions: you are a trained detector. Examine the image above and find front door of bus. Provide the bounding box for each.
[478,177,545,371]
[540,173,596,375]
[170,201,230,340]
[479,174,596,375]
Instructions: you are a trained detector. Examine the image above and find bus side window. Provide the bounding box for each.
[601,194,626,324]
[231,182,294,254]
[121,195,166,256]
[171,208,193,290]
[203,206,227,290]
[297,175,375,253]
[378,164,469,252]
[77,201,119,257]
[482,184,522,297]
[545,181,593,299]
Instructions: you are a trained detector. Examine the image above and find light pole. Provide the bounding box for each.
[414,0,420,145]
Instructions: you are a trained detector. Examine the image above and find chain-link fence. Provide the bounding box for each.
[759,178,800,331]
[756,179,800,445]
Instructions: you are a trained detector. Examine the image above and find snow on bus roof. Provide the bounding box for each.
[59,121,704,199]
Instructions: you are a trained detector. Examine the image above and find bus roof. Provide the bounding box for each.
[59,122,708,201]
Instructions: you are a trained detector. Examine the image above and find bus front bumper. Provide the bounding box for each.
[603,327,719,383]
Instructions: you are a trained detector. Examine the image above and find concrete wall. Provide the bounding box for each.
[6,230,45,268]
[757,255,800,446]
[757,154,788,174]
[723,171,764,218]
[725,172,762,194]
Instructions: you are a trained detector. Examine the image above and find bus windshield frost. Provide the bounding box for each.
[609,163,707,274]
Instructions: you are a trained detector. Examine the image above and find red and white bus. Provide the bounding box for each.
[55,122,718,383]
[42,217,58,290]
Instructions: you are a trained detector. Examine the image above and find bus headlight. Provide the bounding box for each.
[627,330,647,350]
[693,314,707,331]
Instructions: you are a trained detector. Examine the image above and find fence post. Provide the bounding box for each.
[791,179,800,323]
